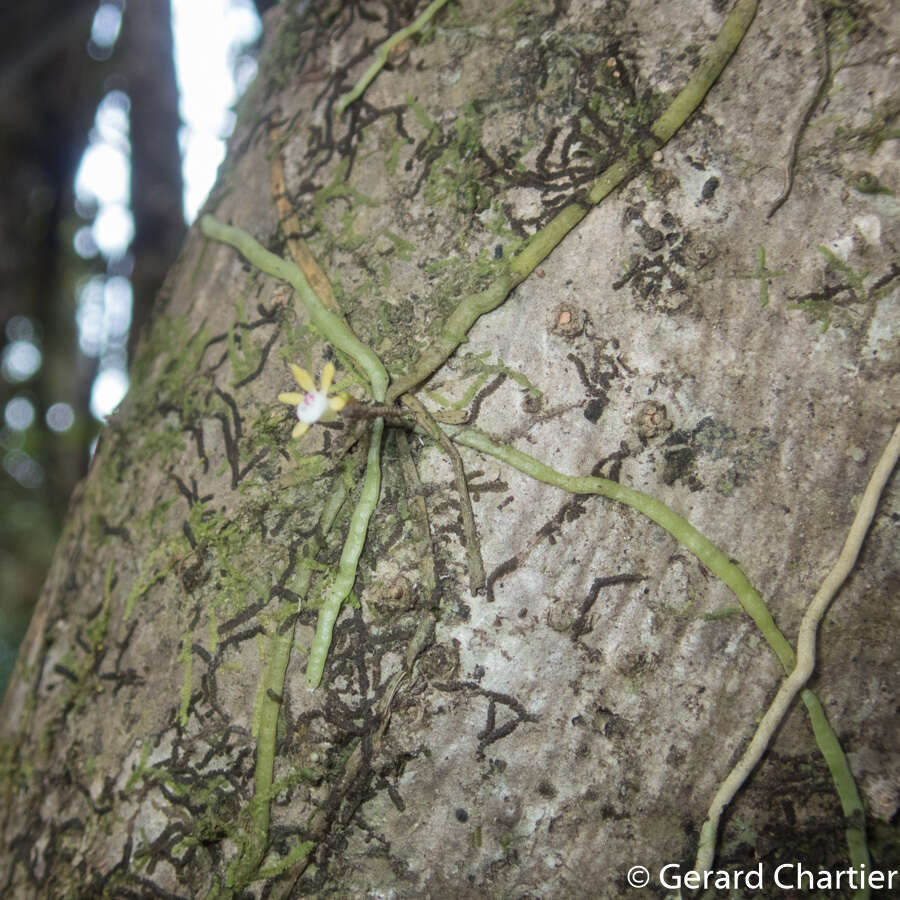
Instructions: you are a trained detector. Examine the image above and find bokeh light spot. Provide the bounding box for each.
[46,403,76,433]
[90,368,129,420]
[5,316,36,343]
[4,397,35,431]
[1,341,42,383]
[3,450,44,489]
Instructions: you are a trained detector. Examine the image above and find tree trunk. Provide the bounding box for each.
[2,1,897,897]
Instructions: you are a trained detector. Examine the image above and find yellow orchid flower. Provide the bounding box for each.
[278,362,348,439]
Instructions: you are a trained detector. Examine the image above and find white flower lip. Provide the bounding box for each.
[296,391,328,424]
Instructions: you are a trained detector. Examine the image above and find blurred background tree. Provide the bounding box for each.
[0,0,263,693]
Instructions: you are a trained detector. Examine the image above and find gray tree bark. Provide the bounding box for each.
[2,1,898,897]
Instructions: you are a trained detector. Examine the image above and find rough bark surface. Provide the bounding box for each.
[2,1,898,897]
